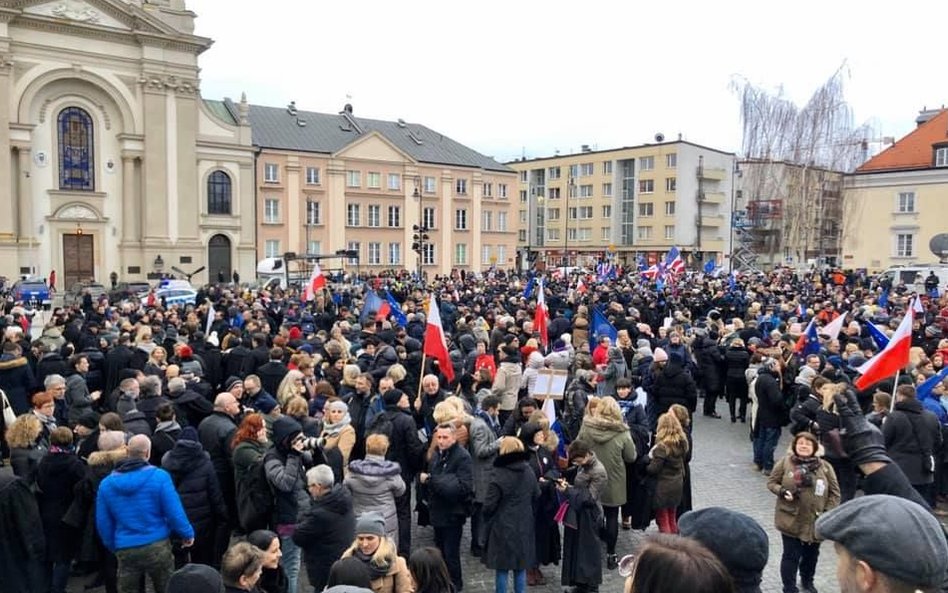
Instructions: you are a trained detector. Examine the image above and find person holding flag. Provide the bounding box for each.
[533,279,549,351]
[423,292,454,385]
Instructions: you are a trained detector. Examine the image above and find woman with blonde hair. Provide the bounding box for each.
[284,396,319,438]
[527,409,559,455]
[144,346,168,378]
[339,364,362,400]
[669,404,694,517]
[6,413,45,486]
[346,434,406,545]
[647,412,689,533]
[275,369,306,407]
[341,512,413,593]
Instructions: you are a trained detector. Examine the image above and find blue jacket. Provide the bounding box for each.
[95,458,193,552]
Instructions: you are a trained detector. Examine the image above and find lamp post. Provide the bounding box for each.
[411,180,429,280]
[566,174,575,268]
[305,197,312,254]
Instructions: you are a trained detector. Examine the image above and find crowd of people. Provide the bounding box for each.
[0,264,946,593]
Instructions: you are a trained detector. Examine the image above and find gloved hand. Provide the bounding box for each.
[833,388,891,467]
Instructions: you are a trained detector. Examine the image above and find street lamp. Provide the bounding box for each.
[566,174,575,268]
[412,178,428,279]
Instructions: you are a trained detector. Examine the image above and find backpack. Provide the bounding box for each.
[363,395,385,431]
[236,453,274,533]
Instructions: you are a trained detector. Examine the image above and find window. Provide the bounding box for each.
[665,225,675,240]
[482,211,493,231]
[456,178,468,195]
[518,230,527,242]
[367,204,381,227]
[367,242,381,265]
[637,226,653,240]
[307,240,321,255]
[569,164,579,178]
[548,187,561,200]
[568,185,577,198]
[347,242,360,265]
[264,198,279,223]
[497,245,506,264]
[346,170,361,187]
[520,170,528,183]
[567,228,591,241]
[897,192,916,213]
[547,228,561,241]
[306,167,320,185]
[580,185,594,198]
[483,183,493,197]
[388,205,401,227]
[665,201,676,216]
[455,244,467,265]
[578,206,593,219]
[602,182,613,197]
[936,147,948,167]
[666,153,677,168]
[388,243,401,265]
[264,239,280,257]
[423,207,436,229]
[640,156,654,171]
[638,202,654,217]
[580,163,594,176]
[366,172,381,189]
[639,179,654,193]
[422,243,435,265]
[482,245,492,264]
[455,209,468,230]
[896,234,914,257]
[424,176,437,193]
[498,212,508,231]
[568,207,577,220]
[602,205,612,218]
[207,170,232,215]
[603,161,613,175]
[264,163,279,183]
[387,173,400,191]
[519,190,528,202]
[602,227,611,241]
[548,208,561,220]
[58,107,95,191]
[665,177,677,192]
[305,200,321,225]
[548,166,561,179]
[499,184,508,198]
[520,210,527,223]
[346,203,360,227]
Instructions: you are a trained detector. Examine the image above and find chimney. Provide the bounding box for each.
[916,106,942,127]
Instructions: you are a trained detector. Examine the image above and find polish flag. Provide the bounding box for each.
[576,277,587,294]
[854,307,913,390]
[423,293,454,383]
[304,262,326,301]
[820,311,847,341]
[534,279,550,349]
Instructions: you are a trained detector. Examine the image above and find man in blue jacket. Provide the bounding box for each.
[96,434,194,593]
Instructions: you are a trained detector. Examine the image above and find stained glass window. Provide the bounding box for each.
[207,170,232,215]
[58,107,94,191]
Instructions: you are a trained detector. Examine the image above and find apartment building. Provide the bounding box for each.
[508,140,735,270]
[843,108,948,271]
[242,102,518,274]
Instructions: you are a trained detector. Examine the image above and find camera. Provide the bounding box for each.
[293,435,320,451]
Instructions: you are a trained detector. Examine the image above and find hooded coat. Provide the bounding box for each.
[600,347,629,396]
[577,415,637,506]
[35,450,86,562]
[345,454,405,543]
[481,450,540,571]
[0,353,35,414]
[492,357,523,412]
[161,439,228,534]
[264,416,318,527]
[560,453,606,588]
[292,484,356,592]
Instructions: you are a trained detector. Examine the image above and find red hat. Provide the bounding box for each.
[288,326,302,341]
[178,344,193,359]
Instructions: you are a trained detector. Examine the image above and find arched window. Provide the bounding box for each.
[207,170,232,215]
[58,107,95,191]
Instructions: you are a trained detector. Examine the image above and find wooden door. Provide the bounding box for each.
[63,234,94,287]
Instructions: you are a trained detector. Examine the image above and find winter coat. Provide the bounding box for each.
[545,349,573,372]
[692,336,724,393]
[104,345,135,393]
[64,371,95,426]
[651,360,698,416]
[492,360,522,412]
[564,378,596,439]
[560,453,606,588]
[767,453,840,542]
[380,406,425,482]
[35,450,86,562]
[468,415,501,503]
[264,440,313,528]
[600,347,629,396]
[646,441,686,509]
[724,347,751,381]
[198,411,238,500]
[572,315,589,349]
[123,409,152,437]
[577,415,637,506]
[0,473,46,593]
[322,424,356,468]
[62,448,126,565]
[427,442,474,527]
[345,454,406,543]
[340,553,412,593]
[35,353,69,389]
[169,388,214,428]
[232,438,267,485]
[95,458,194,552]
[0,354,35,414]
[753,368,785,430]
[520,351,546,398]
[10,444,46,487]
[161,440,228,534]
[482,451,540,571]
[258,361,290,400]
[525,444,561,567]
[292,485,356,592]
[883,398,943,485]
[150,423,181,467]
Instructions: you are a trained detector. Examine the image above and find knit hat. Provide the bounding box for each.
[382,388,405,407]
[255,394,279,415]
[179,427,199,442]
[288,326,303,341]
[355,512,386,537]
[925,325,940,338]
[553,339,567,352]
[223,376,242,392]
[75,410,100,430]
[679,508,768,589]
[166,564,224,593]
[653,347,669,363]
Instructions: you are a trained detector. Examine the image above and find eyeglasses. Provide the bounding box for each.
[617,554,636,577]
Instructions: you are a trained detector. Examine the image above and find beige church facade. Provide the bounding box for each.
[0,0,256,288]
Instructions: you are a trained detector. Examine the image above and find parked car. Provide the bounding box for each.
[156,287,198,307]
[65,281,107,306]
[11,278,51,308]
[108,281,151,303]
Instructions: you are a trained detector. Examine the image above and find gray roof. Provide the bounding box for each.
[234,101,511,173]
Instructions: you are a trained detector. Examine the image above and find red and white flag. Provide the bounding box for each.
[820,311,847,341]
[304,262,326,301]
[534,279,550,349]
[423,293,454,383]
[576,277,587,294]
[854,307,913,390]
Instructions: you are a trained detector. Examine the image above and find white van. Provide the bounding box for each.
[879,264,948,293]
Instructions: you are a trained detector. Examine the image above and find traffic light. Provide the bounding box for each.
[412,225,430,255]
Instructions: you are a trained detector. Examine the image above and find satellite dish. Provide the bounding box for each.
[655,133,665,142]
[929,233,948,263]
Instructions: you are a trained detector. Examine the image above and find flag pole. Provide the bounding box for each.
[890,370,900,412]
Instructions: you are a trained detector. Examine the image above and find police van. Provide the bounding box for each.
[879,264,948,294]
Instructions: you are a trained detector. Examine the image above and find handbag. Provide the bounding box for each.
[0,389,15,427]
[553,500,570,524]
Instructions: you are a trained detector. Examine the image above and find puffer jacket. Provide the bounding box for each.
[600,347,629,396]
[766,453,840,542]
[161,439,228,533]
[264,417,318,527]
[344,455,405,543]
[467,415,500,504]
[576,415,637,506]
[544,348,573,372]
[491,359,522,412]
[520,351,546,398]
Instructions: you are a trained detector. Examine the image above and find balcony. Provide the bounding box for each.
[701,191,726,204]
[697,166,727,181]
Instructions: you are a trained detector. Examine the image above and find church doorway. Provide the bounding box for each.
[207,234,232,284]
[62,233,95,287]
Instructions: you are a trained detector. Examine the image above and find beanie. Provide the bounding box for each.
[355,512,386,537]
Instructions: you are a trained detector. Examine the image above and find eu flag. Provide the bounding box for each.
[590,306,618,351]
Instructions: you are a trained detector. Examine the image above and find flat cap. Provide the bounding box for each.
[815,495,948,587]
[679,507,769,585]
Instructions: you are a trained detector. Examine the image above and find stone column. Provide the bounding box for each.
[471,172,483,273]
[16,146,32,242]
[0,54,14,239]
[175,91,199,241]
[141,77,168,243]
[121,154,139,243]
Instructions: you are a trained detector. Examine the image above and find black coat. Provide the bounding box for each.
[137,395,172,431]
[651,360,698,416]
[754,368,785,429]
[0,473,46,593]
[198,412,239,504]
[724,347,751,381]
[427,442,474,527]
[692,336,723,393]
[162,440,228,532]
[104,345,135,394]
[482,451,540,571]
[884,399,943,485]
[0,354,35,414]
[292,485,356,592]
[382,405,425,481]
[35,451,86,562]
[35,353,69,390]
[169,388,214,428]
[150,425,181,467]
[222,346,253,380]
[10,445,45,487]
[525,445,561,566]
[257,361,289,398]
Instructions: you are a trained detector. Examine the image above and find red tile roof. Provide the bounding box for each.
[856,109,948,173]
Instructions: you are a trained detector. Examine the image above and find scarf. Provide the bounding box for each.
[790,455,822,489]
[354,548,391,580]
[155,420,181,433]
[321,413,352,437]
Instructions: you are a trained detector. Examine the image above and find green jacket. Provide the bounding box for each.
[577,415,637,506]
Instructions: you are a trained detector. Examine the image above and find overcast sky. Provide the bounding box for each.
[190,0,948,165]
